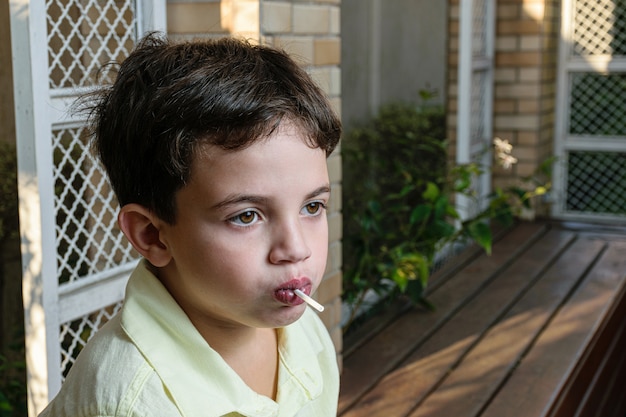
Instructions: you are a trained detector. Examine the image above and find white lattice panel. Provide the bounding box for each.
[60,301,122,378]
[47,0,138,88]
[573,0,626,56]
[52,126,138,285]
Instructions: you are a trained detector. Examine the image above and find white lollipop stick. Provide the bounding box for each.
[294,289,325,312]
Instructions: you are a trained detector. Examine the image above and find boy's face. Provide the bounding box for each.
[155,121,330,331]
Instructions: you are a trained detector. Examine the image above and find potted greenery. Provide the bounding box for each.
[341,100,551,331]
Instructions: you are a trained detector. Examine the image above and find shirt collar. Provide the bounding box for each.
[120,260,324,417]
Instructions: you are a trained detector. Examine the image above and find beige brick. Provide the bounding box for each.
[495,114,540,130]
[514,160,539,177]
[326,241,342,274]
[221,0,260,37]
[327,152,342,184]
[261,2,292,33]
[167,3,225,34]
[493,131,517,144]
[496,83,541,99]
[496,36,518,52]
[498,4,521,19]
[274,36,314,64]
[513,145,540,161]
[497,20,541,35]
[495,68,517,82]
[309,67,341,97]
[522,1,545,21]
[519,67,542,82]
[447,98,458,113]
[314,38,341,65]
[329,6,340,35]
[317,271,342,305]
[518,99,540,113]
[327,211,342,243]
[449,36,459,52]
[520,35,542,51]
[449,4,460,19]
[328,97,341,119]
[496,51,541,66]
[329,183,342,213]
[293,5,331,34]
[494,99,516,113]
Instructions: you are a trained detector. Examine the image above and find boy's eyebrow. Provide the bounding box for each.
[306,185,332,200]
[212,184,331,210]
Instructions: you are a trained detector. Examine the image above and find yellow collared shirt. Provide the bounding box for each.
[39,260,339,417]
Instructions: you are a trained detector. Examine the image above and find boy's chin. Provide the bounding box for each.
[269,304,307,328]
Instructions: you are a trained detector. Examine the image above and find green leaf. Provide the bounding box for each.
[434,195,449,219]
[410,205,431,225]
[422,182,440,202]
[467,221,492,254]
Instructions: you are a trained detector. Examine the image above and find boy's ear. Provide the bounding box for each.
[118,204,171,267]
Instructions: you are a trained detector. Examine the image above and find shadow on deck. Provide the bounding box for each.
[339,220,626,417]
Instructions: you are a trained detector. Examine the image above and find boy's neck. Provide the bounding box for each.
[202,325,279,400]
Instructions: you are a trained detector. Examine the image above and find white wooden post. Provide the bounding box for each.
[10,1,59,414]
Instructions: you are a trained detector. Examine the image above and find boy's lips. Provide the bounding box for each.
[273,278,312,306]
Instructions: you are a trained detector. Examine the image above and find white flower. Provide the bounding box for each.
[493,137,517,169]
[494,137,513,154]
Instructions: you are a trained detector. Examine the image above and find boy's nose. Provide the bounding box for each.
[268,219,312,264]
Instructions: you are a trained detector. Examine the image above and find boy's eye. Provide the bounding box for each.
[302,202,326,216]
[229,210,259,226]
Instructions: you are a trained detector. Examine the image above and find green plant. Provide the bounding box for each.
[0,352,27,417]
[0,141,19,245]
[341,101,551,331]
[0,142,26,417]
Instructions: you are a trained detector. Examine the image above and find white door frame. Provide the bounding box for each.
[456,0,496,220]
[553,0,626,222]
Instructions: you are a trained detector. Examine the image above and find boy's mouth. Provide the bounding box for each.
[273,279,311,306]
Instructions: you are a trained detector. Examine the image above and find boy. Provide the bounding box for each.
[40,32,341,417]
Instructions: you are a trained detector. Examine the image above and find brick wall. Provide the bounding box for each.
[448,0,560,216]
[167,0,344,361]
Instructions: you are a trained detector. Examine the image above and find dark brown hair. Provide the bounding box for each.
[87,33,341,223]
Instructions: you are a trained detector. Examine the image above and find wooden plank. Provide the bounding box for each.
[340,228,577,417]
[342,222,515,359]
[570,304,626,417]
[338,222,548,414]
[406,236,607,417]
[479,241,626,417]
[546,273,626,417]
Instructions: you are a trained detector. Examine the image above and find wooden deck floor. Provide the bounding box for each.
[338,220,626,417]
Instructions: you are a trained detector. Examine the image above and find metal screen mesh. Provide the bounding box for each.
[569,73,626,136]
[60,301,123,378]
[566,151,626,214]
[47,0,137,88]
[472,0,488,56]
[470,70,487,147]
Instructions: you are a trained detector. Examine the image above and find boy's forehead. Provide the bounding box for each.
[194,122,314,160]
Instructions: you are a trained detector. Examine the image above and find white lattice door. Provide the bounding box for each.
[9,1,165,415]
[456,0,495,219]
[554,0,626,222]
